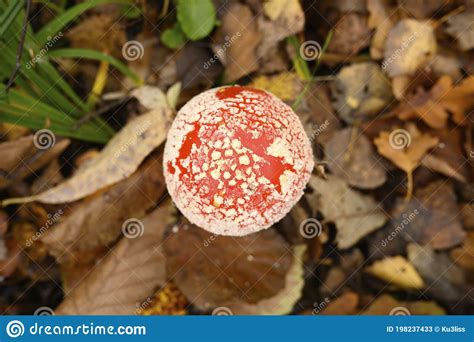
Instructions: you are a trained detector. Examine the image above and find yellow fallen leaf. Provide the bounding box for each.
[374,123,439,199]
[366,255,425,289]
[249,72,303,101]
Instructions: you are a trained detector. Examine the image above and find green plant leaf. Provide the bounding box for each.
[161,22,186,49]
[176,0,216,41]
[48,48,142,85]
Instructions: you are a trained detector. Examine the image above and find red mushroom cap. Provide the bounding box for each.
[164,86,314,236]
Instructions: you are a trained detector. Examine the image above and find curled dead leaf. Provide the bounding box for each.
[331,62,393,122]
[446,9,474,51]
[56,204,175,315]
[164,222,292,310]
[324,128,387,189]
[41,153,166,262]
[306,175,387,249]
[227,245,306,315]
[408,243,471,306]
[221,3,261,83]
[383,19,436,77]
[3,107,171,206]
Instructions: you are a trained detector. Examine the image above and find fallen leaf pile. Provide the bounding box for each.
[0,0,472,317]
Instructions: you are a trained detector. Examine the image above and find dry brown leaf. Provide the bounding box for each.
[164,222,292,310]
[398,0,449,19]
[319,249,364,298]
[320,291,359,315]
[389,181,466,250]
[227,244,306,315]
[362,294,445,315]
[366,255,425,289]
[439,76,474,125]
[375,126,438,167]
[408,243,470,305]
[307,175,387,249]
[0,211,20,279]
[41,153,166,263]
[31,159,65,194]
[324,128,387,189]
[431,53,462,80]
[67,13,126,57]
[331,62,393,122]
[421,127,467,182]
[257,0,305,64]
[383,19,436,77]
[367,0,397,59]
[383,19,436,98]
[222,3,261,83]
[461,203,474,230]
[395,76,474,127]
[56,204,175,315]
[451,232,474,271]
[422,154,466,183]
[298,84,341,145]
[446,9,474,51]
[396,76,453,129]
[0,136,70,190]
[374,124,439,199]
[3,107,170,206]
[327,13,371,55]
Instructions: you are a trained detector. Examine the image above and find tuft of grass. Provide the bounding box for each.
[0,0,140,143]
[288,30,334,111]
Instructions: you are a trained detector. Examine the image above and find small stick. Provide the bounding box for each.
[5,0,32,93]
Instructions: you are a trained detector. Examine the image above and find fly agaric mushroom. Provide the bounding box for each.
[164,86,314,236]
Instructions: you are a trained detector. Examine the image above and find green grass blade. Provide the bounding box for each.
[48,48,142,85]
[0,0,22,39]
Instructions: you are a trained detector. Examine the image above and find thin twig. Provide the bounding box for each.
[5,0,32,93]
[73,97,131,129]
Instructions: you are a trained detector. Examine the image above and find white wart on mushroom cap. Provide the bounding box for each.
[164,86,314,236]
